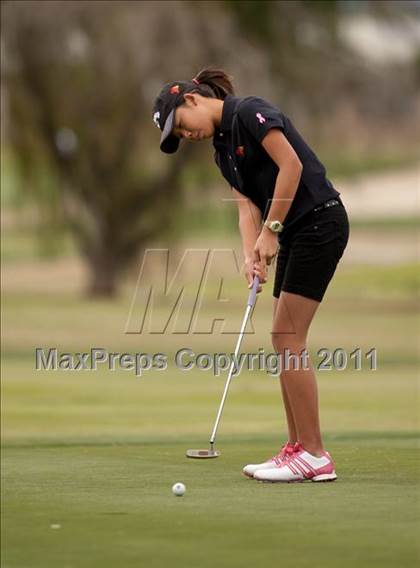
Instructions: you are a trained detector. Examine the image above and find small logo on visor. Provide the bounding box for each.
[153,111,161,129]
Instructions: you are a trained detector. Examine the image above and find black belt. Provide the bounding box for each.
[313,198,341,212]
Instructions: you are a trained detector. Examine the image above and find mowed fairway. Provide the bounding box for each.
[2,241,420,567]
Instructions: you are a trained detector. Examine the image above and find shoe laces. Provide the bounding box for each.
[279,442,305,466]
[292,442,303,454]
[270,442,295,466]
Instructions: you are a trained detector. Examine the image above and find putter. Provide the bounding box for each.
[186,275,260,459]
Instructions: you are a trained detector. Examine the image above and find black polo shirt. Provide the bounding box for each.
[212,94,340,243]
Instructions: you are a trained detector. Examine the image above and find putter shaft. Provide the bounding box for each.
[209,276,259,446]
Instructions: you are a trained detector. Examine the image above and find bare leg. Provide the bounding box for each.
[273,297,298,444]
[272,291,324,456]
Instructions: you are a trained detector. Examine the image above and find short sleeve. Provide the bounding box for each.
[237,96,285,144]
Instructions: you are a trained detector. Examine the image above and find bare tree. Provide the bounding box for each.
[2,0,270,296]
[4,0,415,297]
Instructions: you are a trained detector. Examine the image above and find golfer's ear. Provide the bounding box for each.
[184,93,196,106]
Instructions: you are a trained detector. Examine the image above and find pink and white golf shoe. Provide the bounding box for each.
[242,442,295,478]
[254,442,337,483]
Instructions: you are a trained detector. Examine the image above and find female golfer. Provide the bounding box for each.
[152,67,349,482]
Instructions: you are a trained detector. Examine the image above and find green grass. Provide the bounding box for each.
[326,262,419,299]
[349,216,420,231]
[1,363,418,442]
[2,358,419,567]
[2,213,420,566]
[2,436,419,568]
[322,148,420,180]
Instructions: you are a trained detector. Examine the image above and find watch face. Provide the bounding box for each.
[271,221,281,232]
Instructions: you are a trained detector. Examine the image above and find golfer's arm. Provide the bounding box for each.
[261,129,303,223]
[231,187,262,261]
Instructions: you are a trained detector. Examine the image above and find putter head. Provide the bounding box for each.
[186,448,220,459]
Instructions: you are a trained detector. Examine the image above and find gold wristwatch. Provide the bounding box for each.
[264,219,284,233]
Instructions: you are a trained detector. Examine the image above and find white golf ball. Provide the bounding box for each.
[172,482,186,497]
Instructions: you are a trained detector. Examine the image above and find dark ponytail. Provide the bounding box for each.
[191,67,235,100]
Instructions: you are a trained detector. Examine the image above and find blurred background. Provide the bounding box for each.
[1,1,419,565]
[2,0,419,297]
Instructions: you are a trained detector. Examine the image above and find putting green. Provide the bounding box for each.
[2,435,419,568]
[2,360,419,567]
[2,258,419,566]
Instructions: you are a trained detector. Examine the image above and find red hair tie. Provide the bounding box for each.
[192,78,200,85]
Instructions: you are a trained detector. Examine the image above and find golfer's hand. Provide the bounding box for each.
[253,228,279,285]
[244,255,263,294]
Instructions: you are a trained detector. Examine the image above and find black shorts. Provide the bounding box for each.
[273,199,350,302]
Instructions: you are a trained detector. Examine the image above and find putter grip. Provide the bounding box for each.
[247,275,260,307]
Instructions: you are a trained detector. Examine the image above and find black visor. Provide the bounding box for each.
[152,80,198,154]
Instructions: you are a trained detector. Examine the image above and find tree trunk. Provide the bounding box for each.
[86,251,118,298]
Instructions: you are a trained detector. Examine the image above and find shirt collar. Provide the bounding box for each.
[213,95,240,147]
[219,94,238,132]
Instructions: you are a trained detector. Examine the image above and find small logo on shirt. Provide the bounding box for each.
[235,146,245,157]
[256,112,266,124]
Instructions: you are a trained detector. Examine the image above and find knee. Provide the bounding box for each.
[271,330,307,353]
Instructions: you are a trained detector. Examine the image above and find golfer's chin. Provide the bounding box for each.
[188,130,213,142]
[202,129,214,141]
[194,133,212,143]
